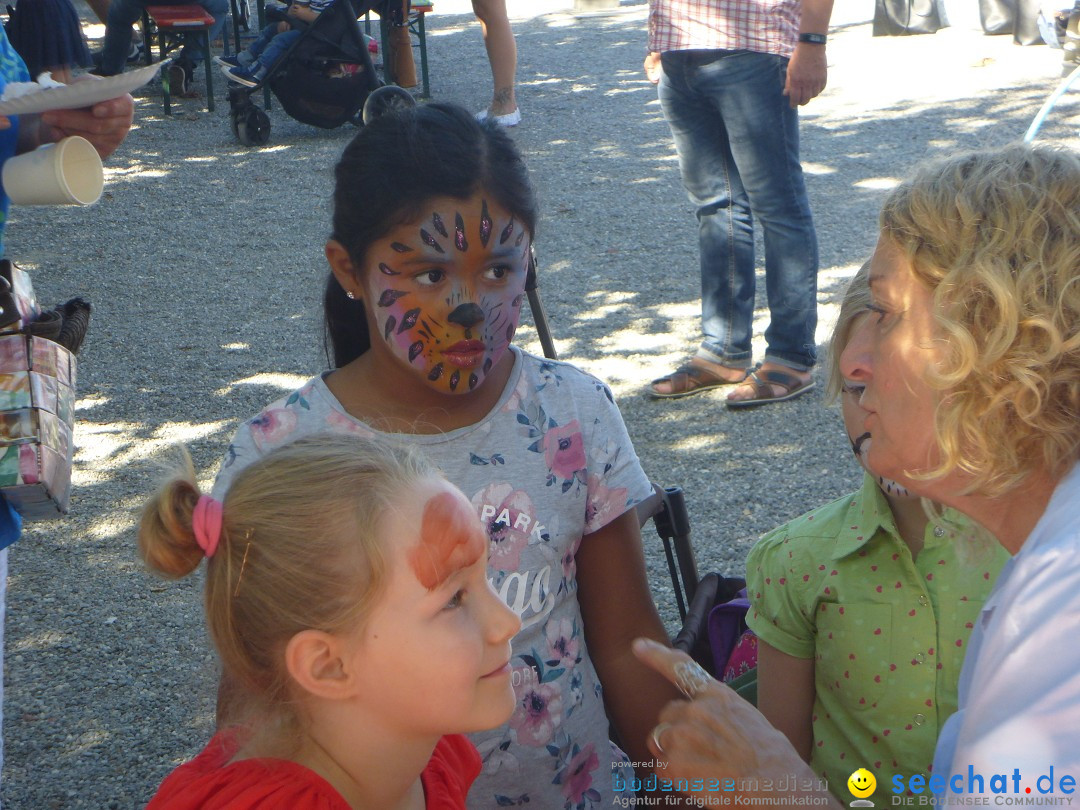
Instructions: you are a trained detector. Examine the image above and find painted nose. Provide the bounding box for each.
[448,303,485,328]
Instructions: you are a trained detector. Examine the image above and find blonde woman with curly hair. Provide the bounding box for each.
[745,262,1007,800]
[627,143,1080,807]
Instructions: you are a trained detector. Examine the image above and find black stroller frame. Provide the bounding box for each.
[524,251,746,675]
[226,0,399,145]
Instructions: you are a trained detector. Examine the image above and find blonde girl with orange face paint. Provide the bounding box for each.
[213,103,683,809]
[141,434,520,810]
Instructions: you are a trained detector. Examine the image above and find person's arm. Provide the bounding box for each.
[9,93,134,159]
[633,639,843,809]
[756,640,815,762]
[784,0,835,106]
[575,508,684,768]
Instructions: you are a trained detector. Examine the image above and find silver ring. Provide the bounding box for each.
[674,660,712,700]
[651,722,670,754]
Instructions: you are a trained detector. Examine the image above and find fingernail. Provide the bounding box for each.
[633,638,659,653]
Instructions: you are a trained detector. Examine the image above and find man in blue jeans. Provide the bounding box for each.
[645,0,834,408]
[96,0,229,90]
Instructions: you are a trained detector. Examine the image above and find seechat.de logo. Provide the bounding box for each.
[849,768,878,808]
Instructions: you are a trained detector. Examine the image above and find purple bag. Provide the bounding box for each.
[707,588,756,681]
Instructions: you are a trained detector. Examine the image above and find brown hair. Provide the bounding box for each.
[880,143,1080,495]
[138,434,435,747]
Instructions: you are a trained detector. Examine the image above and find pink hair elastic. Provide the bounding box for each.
[192,495,223,559]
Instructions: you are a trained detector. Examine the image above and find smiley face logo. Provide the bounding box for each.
[848,768,877,799]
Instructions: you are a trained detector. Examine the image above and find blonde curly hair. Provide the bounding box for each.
[879,143,1080,496]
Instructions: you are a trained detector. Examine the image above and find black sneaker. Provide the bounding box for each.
[214,54,243,68]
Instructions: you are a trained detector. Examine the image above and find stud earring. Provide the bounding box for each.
[346,291,356,300]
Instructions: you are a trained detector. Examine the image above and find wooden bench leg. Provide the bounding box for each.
[201,32,215,112]
[379,13,394,85]
[159,29,172,114]
[417,12,429,98]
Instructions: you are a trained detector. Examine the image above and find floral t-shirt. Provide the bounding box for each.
[213,347,654,810]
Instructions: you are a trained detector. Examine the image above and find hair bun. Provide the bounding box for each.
[362,85,417,126]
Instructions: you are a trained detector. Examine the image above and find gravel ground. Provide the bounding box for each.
[1,1,1076,806]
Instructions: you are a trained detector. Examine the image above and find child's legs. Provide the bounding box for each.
[471,0,517,113]
[246,22,282,61]
[249,29,300,76]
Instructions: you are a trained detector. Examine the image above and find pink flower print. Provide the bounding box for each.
[561,546,576,580]
[545,618,581,669]
[558,743,600,805]
[472,483,535,572]
[510,669,563,747]
[248,408,298,450]
[543,420,586,480]
[583,474,629,532]
[324,408,369,435]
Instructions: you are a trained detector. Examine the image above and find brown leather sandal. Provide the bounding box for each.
[725,368,815,409]
[648,362,750,400]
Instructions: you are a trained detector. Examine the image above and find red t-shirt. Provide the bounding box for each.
[146,731,481,809]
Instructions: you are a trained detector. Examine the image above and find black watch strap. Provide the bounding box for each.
[798,32,827,44]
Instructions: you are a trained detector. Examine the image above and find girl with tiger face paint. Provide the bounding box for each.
[345,193,529,397]
[216,103,685,809]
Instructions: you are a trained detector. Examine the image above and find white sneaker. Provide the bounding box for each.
[476,107,521,127]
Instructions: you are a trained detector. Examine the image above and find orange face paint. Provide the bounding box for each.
[410,491,486,590]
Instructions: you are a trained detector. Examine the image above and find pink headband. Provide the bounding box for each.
[192,495,223,559]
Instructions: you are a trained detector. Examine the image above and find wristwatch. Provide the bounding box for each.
[798,32,827,44]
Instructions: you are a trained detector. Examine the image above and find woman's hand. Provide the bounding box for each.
[632,638,842,808]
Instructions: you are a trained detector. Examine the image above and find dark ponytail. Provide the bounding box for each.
[323,102,538,368]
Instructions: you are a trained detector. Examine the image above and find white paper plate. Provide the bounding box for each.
[0,62,166,116]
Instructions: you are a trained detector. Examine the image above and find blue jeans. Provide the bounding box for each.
[244,24,300,77]
[99,0,229,75]
[658,49,819,371]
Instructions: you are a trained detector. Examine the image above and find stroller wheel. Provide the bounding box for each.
[362,85,416,125]
[237,107,271,147]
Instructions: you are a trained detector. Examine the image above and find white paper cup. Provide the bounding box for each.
[1,136,104,206]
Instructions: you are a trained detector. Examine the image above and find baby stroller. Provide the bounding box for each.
[226,0,402,146]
